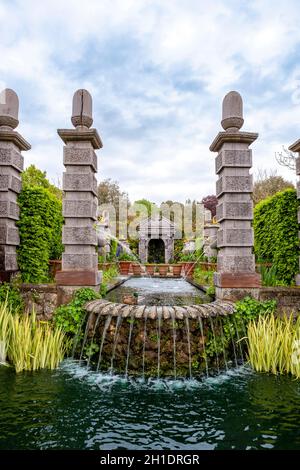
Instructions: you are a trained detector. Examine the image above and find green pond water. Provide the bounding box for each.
[1,360,300,450]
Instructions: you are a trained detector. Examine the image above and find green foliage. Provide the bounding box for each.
[179,248,205,262]
[174,239,184,262]
[102,265,119,284]
[205,297,277,358]
[22,164,62,200]
[118,252,137,261]
[0,302,68,372]
[254,188,299,285]
[53,288,101,339]
[260,264,285,287]
[17,187,64,283]
[193,267,214,286]
[109,238,118,260]
[0,281,24,314]
[206,286,215,297]
[248,314,300,378]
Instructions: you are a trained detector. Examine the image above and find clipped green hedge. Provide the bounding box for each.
[17,187,64,283]
[254,188,299,285]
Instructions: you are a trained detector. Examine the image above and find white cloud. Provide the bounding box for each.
[0,0,300,202]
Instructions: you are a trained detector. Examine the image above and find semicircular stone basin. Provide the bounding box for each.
[81,287,239,378]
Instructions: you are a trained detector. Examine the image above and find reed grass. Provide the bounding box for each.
[247,314,300,379]
[0,302,68,373]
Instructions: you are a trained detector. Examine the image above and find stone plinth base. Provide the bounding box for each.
[295,274,300,286]
[214,272,261,288]
[216,287,260,301]
[0,270,17,282]
[55,270,102,286]
[57,285,101,306]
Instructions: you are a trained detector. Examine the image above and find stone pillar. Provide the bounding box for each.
[209,91,261,300]
[139,238,148,263]
[163,237,174,263]
[203,223,219,260]
[56,89,102,291]
[0,89,31,282]
[288,138,300,285]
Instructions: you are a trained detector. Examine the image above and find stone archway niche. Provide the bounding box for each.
[138,214,175,263]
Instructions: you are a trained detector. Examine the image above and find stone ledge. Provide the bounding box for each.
[84,299,235,319]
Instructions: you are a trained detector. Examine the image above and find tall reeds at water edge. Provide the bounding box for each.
[247,314,300,379]
[0,302,68,372]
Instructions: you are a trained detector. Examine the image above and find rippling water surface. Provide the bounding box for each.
[106,277,209,305]
[1,360,300,450]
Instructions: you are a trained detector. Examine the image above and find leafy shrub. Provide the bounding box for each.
[17,187,64,283]
[248,314,300,378]
[193,267,214,286]
[102,265,119,284]
[118,252,137,261]
[254,189,299,285]
[0,281,24,314]
[205,297,276,358]
[53,288,101,340]
[0,302,68,372]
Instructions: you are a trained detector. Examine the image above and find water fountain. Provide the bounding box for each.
[76,296,238,379]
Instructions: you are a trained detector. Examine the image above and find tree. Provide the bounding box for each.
[201,195,218,217]
[98,178,128,205]
[98,179,129,238]
[22,164,62,200]
[253,169,294,205]
[133,199,158,216]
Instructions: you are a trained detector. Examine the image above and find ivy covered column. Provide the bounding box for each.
[56,89,102,299]
[288,138,300,285]
[0,89,31,282]
[210,91,261,300]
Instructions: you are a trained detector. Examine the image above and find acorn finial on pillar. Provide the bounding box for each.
[221,90,244,132]
[0,88,19,129]
[71,89,93,128]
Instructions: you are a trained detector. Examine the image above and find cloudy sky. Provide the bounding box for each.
[1,0,300,203]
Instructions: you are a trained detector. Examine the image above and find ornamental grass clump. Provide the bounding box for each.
[0,302,68,373]
[247,314,300,379]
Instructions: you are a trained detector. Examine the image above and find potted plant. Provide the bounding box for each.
[132,263,142,276]
[145,264,156,275]
[158,264,169,276]
[118,252,135,275]
[172,264,182,277]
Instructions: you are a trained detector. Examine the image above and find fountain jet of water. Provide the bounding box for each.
[96,315,112,372]
[142,311,148,379]
[209,316,220,374]
[110,316,123,373]
[125,316,134,377]
[185,317,192,379]
[198,316,209,378]
[157,311,162,379]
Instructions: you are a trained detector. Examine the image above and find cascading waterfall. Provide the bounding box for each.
[209,316,220,374]
[96,315,112,371]
[185,317,192,379]
[110,315,123,373]
[125,316,134,377]
[171,312,177,379]
[76,298,242,379]
[157,312,162,379]
[198,316,209,378]
[142,311,148,379]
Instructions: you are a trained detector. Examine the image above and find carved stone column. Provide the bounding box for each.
[56,89,102,293]
[0,89,31,282]
[210,91,261,300]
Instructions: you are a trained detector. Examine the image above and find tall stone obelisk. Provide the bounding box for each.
[0,89,31,281]
[56,89,102,298]
[210,91,261,300]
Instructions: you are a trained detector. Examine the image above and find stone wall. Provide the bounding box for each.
[20,284,58,320]
[259,287,300,314]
